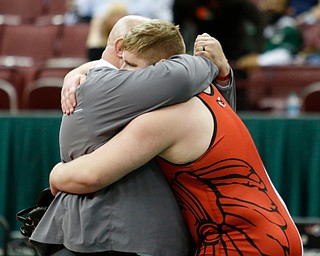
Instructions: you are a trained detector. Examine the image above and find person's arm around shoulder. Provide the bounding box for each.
[63,54,219,116]
[115,54,218,109]
[50,109,176,195]
[62,34,236,115]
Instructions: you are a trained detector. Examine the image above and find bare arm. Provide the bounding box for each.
[64,61,99,81]
[50,110,174,195]
[51,96,211,195]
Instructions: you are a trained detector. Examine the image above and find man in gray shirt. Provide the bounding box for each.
[31,17,235,256]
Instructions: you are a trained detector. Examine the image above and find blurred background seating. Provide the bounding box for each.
[0,79,18,112]
[22,77,64,110]
[235,65,320,112]
[0,0,90,109]
[0,0,318,113]
[0,0,45,24]
[300,81,320,112]
[0,1,320,255]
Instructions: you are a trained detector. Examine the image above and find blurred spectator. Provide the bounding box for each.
[290,0,318,16]
[295,0,320,25]
[69,0,174,60]
[69,0,173,22]
[173,0,264,60]
[86,3,128,60]
[125,0,174,21]
[236,0,303,69]
[71,0,114,22]
[294,1,320,65]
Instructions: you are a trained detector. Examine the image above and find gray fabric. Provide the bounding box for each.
[33,162,193,255]
[60,54,219,161]
[31,55,219,256]
[215,69,237,111]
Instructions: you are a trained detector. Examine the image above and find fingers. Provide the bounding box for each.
[196,32,211,40]
[194,33,219,55]
[194,45,207,56]
[79,74,87,84]
[61,75,83,115]
[61,86,76,115]
[194,51,212,61]
[61,87,69,114]
[193,33,230,77]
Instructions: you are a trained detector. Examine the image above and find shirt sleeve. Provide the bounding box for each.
[77,54,218,150]
[85,54,219,114]
[214,68,237,111]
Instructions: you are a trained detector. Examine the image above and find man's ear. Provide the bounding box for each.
[114,38,124,58]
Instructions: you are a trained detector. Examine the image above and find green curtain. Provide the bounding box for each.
[0,113,61,231]
[0,112,320,232]
[243,114,320,218]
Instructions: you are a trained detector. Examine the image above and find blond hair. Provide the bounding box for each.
[122,20,186,65]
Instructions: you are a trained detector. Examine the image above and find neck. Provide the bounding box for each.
[102,46,120,68]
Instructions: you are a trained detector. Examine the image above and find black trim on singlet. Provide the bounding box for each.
[157,84,217,167]
[202,83,215,96]
[196,84,217,151]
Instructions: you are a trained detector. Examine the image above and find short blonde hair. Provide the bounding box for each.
[122,20,186,65]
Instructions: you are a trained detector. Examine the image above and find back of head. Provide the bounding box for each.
[107,15,151,46]
[122,20,186,65]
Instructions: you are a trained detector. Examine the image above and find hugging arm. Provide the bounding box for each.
[51,112,173,195]
[118,36,236,112]
[62,54,219,115]
[105,54,220,108]
[54,35,237,194]
[62,34,237,114]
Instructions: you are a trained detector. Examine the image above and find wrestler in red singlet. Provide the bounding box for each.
[156,84,303,256]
